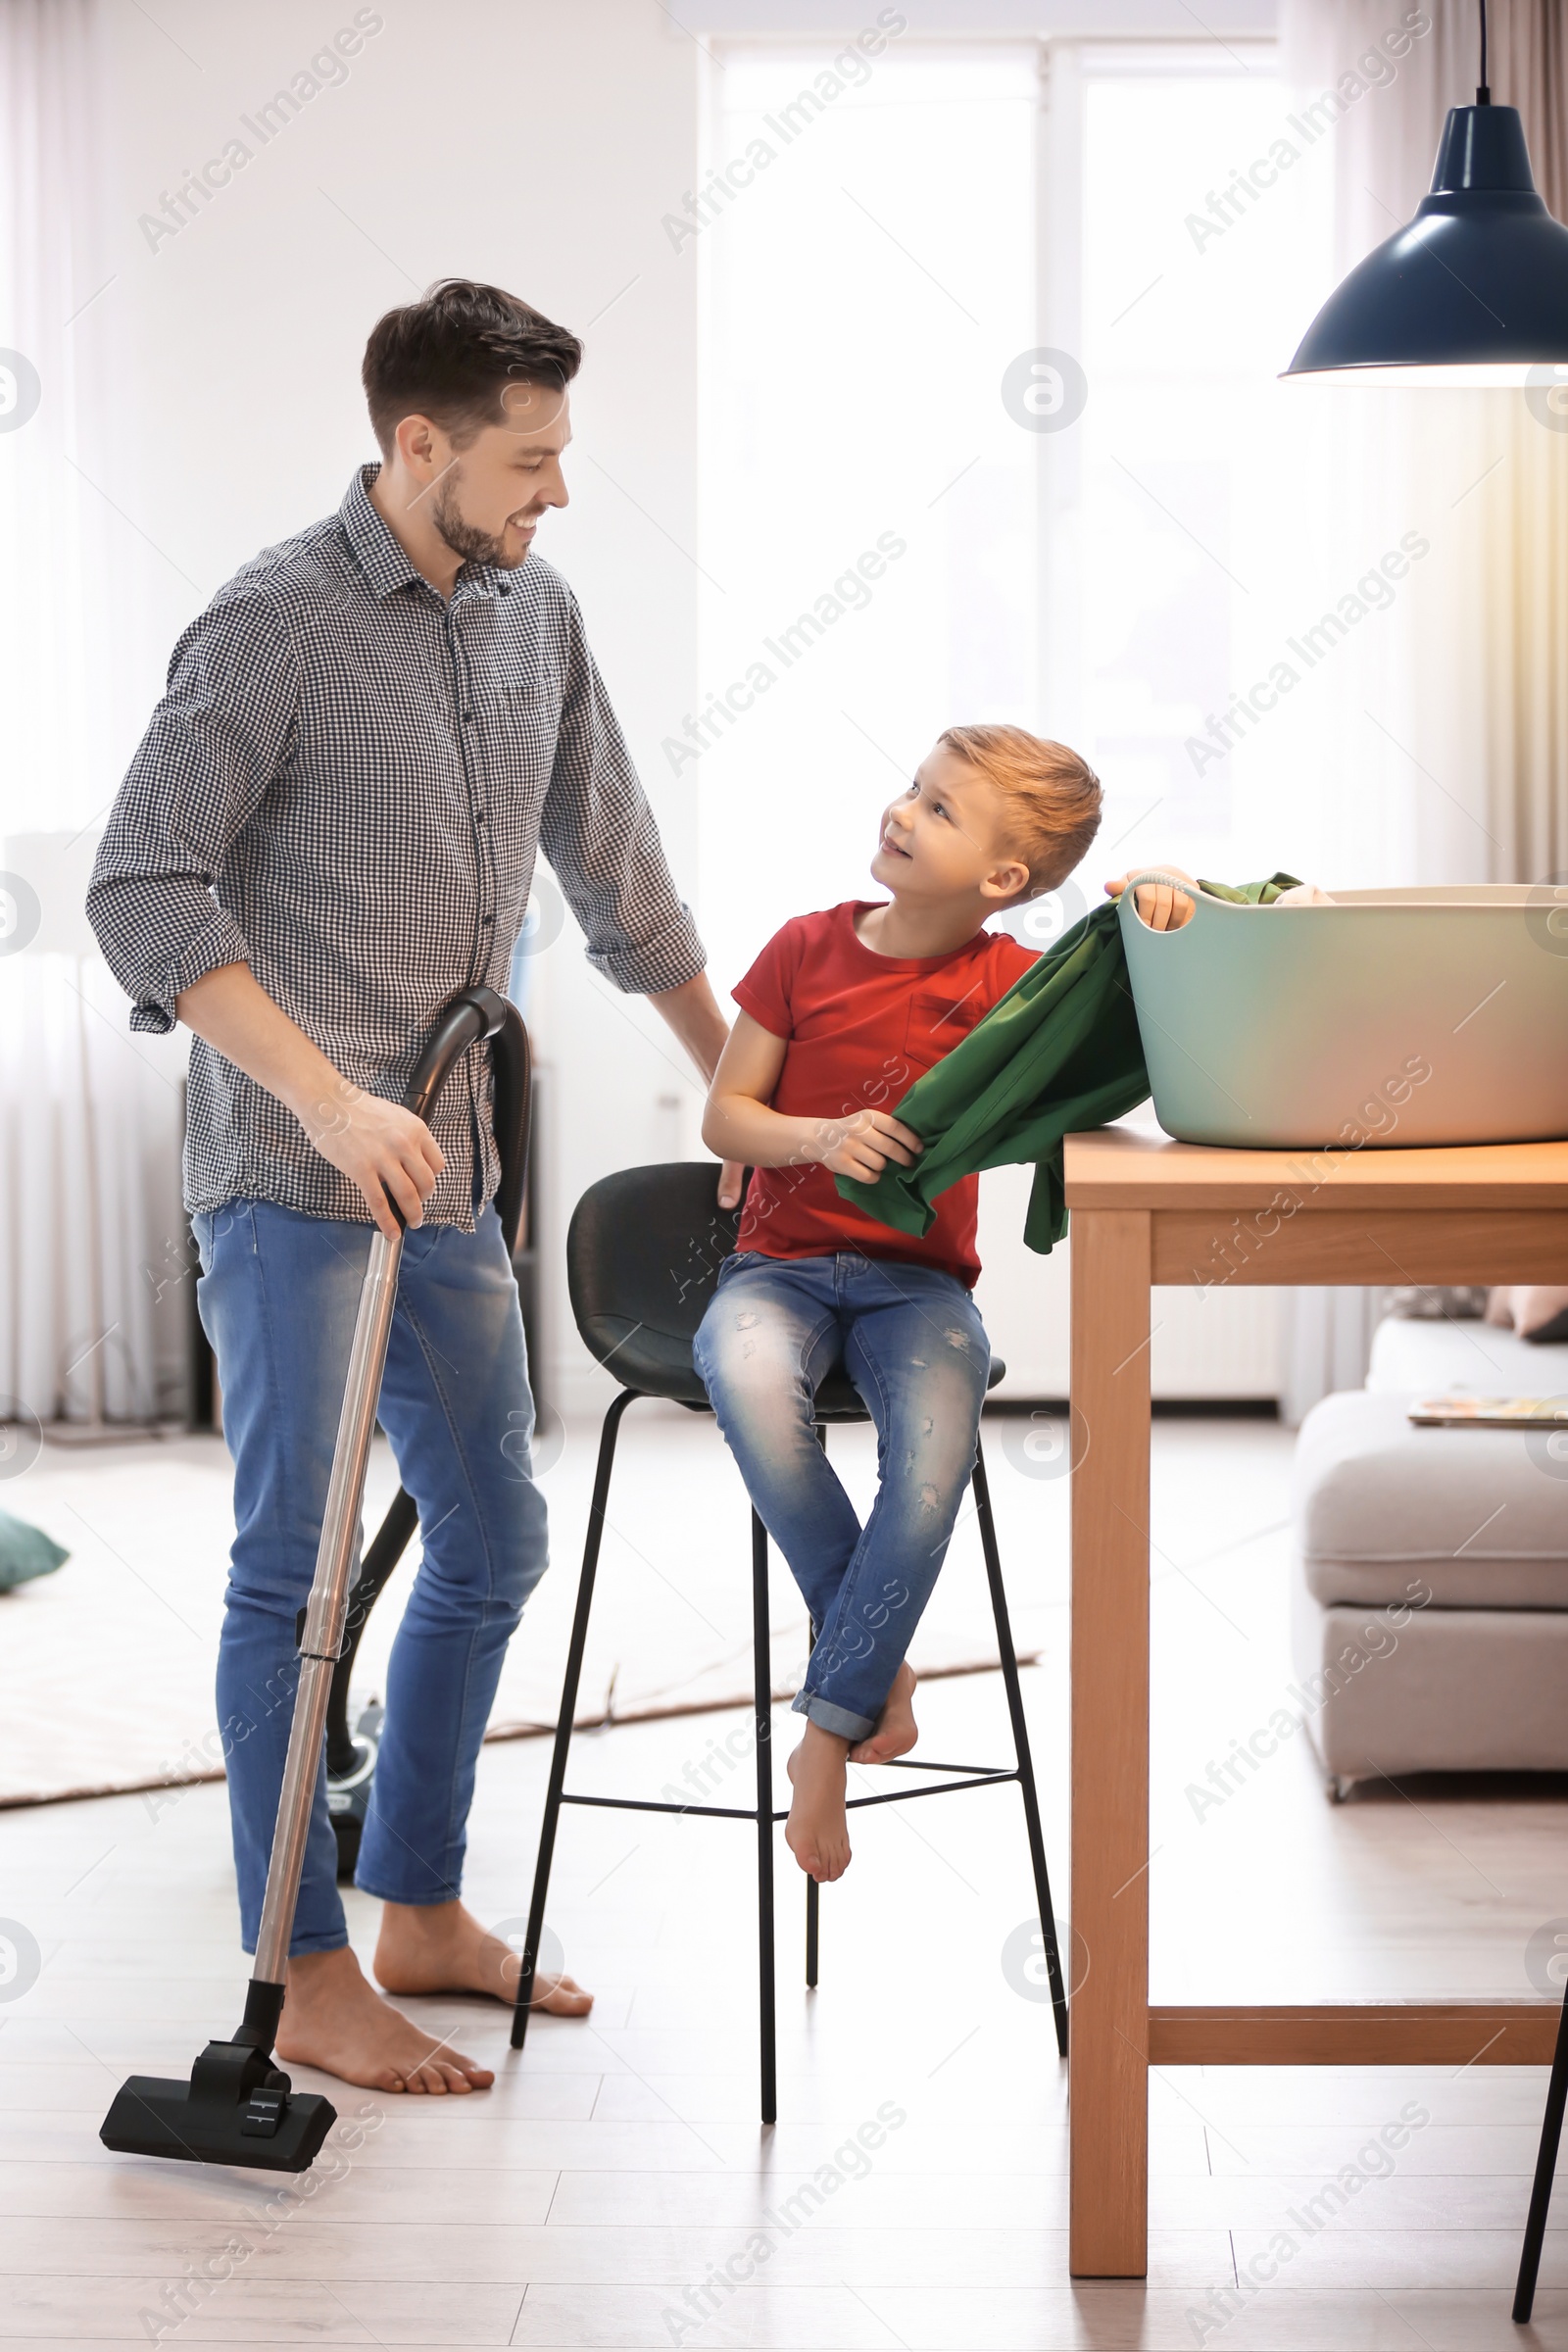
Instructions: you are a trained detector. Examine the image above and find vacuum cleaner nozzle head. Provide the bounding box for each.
[101,2042,336,2174]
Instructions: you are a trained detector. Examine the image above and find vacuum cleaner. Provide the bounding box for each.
[100,986,532,2172]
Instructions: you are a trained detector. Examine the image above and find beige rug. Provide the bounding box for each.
[0,1408,1059,1807]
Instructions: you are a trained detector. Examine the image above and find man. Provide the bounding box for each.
[88,278,738,2095]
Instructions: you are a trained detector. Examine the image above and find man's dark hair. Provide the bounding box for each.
[362,278,582,456]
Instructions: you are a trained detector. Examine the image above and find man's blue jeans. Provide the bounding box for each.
[693,1250,991,1740]
[191,1191,547,1956]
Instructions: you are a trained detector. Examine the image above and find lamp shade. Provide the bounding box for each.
[1284,104,1568,382]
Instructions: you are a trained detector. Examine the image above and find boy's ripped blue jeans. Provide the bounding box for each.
[693,1250,991,1741]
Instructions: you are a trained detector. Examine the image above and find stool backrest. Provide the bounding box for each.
[566,1162,744,1394]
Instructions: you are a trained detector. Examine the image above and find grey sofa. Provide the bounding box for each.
[1291,1315,1568,1794]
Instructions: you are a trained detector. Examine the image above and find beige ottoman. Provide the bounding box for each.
[1291,1380,1568,1794]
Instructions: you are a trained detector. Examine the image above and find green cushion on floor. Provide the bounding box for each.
[0,1508,69,1592]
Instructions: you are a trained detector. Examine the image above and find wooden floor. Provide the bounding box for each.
[4,1412,1568,2347]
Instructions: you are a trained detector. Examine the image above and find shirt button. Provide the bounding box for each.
[463,710,476,725]
[475,808,487,824]
[481,912,494,926]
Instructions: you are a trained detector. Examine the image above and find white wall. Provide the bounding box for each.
[93,0,710,1408]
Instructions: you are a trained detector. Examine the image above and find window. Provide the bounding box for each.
[696,45,1039,994]
[1067,50,1334,882]
[697,37,1336,987]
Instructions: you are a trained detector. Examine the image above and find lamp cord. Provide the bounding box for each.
[1478,0,1491,103]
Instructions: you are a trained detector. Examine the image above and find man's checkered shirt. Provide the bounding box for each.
[87,464,706,1232]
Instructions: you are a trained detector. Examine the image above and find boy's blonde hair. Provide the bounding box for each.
[938,723,1102,899]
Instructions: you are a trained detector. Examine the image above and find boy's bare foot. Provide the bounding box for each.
[373,1897,594,2018]
[275,1945,493,2093]
[786,1725,852,1882]
[849,1663,918,1763]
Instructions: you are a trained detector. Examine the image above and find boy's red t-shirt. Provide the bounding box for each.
[730,901,1037,1288]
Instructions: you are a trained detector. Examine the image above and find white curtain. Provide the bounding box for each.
[1280,1287,1388,1428]
[0,929,179,1424]
[1274,0,1568,1418]
[0,0,187,1425]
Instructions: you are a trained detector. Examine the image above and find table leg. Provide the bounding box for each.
[1069,1206,1152,2276]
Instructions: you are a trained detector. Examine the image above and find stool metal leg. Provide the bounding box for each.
[973,1437,1069,2058]
[752,1505,777,2125]
[511,1387,638,2051]
[804,1443,830,1995]
[1514,1973,1568,2320]
[805,1604,819,1989]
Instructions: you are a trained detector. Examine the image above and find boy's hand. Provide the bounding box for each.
[809,1109,924,1183]
[1102,865,1197,931]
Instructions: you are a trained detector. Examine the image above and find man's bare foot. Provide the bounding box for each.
[785,1724,852,1882]
[373,1898,593,2018]
[275,1945,493,2094]
[849,1662,918,1764]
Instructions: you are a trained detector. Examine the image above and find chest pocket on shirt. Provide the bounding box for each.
[483,680,561,760]
[904,985,987,1070]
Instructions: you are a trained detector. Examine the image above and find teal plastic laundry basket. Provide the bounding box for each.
[1116,876,1568,1150]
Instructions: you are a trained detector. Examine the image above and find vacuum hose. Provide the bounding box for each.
[321,1000,531,1783]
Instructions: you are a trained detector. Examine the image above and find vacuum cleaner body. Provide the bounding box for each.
[327,1697,384,1880]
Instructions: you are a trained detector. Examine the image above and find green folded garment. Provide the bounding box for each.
[835,874,1300,1255]
[0,1506,69,1592]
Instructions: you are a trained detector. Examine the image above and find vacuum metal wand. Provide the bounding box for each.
[253,1223,403,1984]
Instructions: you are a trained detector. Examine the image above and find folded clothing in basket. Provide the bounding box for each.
[835,873,1300,1253]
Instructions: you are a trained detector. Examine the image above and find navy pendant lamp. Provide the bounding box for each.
[1284,0,1568,384]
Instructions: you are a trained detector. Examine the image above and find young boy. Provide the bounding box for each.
[695,723,1104,1885]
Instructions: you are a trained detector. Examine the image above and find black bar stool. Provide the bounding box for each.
[508,1162,1068,2121]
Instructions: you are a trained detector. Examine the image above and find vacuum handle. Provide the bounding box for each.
[381,985,529,1255]
[402,984,510,1121]
[378,985,516,1230]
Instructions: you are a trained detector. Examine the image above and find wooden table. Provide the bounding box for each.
[1063,1128,1568,2278]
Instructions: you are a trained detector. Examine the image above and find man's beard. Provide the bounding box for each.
[430,475,528,570]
